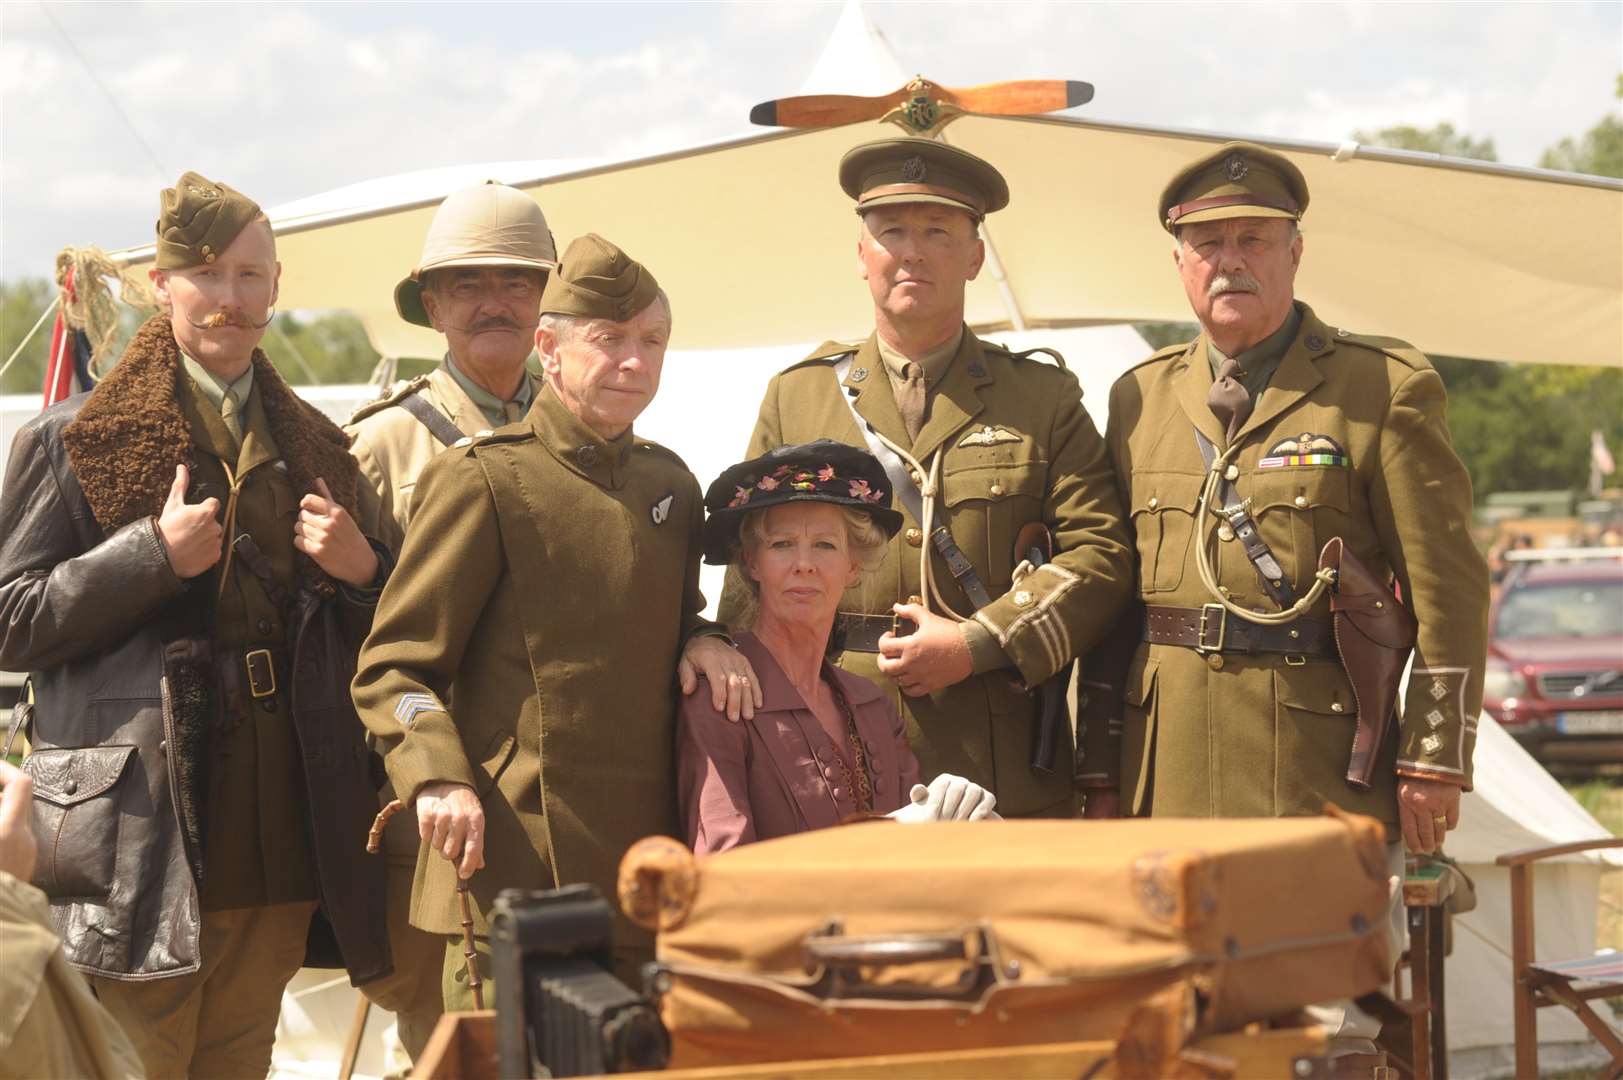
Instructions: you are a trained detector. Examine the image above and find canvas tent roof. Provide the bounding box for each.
[103,111,1621,370]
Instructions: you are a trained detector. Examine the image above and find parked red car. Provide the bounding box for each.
[1484,552,1623,769]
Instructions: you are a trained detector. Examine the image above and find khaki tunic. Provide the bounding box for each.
[352,385,712,942]
[1097,304,1490,830]
[723,329,1133,816]
[179,374,318,910]
[347,363,544,555]
[0,871,143,1080]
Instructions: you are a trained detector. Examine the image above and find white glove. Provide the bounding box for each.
[887,773,1000,823]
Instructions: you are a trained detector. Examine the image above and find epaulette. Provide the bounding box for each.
[346,374,432,425]
[455,427,532,451]
[1122,340,1194,376]
[1330,327,1431,371]
[635,438,692,472]
[781,338,863,372]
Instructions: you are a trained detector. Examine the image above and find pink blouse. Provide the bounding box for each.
[677,632,921,855]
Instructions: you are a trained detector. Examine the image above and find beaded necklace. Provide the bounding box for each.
[821,664,874,813]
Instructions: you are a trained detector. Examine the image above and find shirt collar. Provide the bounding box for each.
[874,326,965,387]
[1207,302,1303,394]
[446,352,535,427]
[179,350,253,412]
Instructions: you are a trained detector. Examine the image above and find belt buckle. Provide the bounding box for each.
[1196,603,1228,653]
[244,649,276,699]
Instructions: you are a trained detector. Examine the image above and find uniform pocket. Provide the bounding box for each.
[1128,473,1203,594]
[1272,664,1379,818]
[1119,655,1160,815]
[1250,469,1351,590]
[24,745,137,898]
[941,463,1045,591]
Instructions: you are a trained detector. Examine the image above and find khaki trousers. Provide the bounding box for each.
[93,901,316,1080]
[359,860,445,1061]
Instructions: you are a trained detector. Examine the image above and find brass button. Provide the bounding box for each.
[1224,464,1240,481]
[1218,586,1231,598]
[257,618,273,636]
[1293,495,1308,509]
[1206,653,1225,671]
[1375,600,1385,609]
[1218,523,1235,542]
[1013,590,1034,608]
[904,527,923,547]
[204,253,216,263]
[1331,702,1345,714]
[1077,692,1090,709]
[989,483,1004,497]
[1147,497,1160,510]
[575,445,600,468]
[909,469,923,485]
[1289,628,1300,639]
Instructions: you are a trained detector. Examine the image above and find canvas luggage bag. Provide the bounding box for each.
[618,813,1392,1068]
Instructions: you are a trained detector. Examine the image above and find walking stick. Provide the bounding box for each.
[369,797,485,1010]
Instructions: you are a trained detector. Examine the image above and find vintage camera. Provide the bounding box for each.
[490,884,670,1078]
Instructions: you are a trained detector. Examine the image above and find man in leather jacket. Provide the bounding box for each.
[0,172,390,1078]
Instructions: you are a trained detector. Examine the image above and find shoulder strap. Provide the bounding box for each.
[1192,427,1298,610]
[3,677,34,759]
[399,389,464,448]
[833,354,924,526]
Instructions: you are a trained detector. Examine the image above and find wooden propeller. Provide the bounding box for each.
[749,76,1093,136]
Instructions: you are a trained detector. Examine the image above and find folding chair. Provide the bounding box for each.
[1496,837,1623,1080]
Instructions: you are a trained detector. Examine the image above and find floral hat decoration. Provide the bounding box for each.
[700,440,905,565]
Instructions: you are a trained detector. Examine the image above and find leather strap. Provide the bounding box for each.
[1193,428,1298,609]
[1166,192,1299,227]
[400,390,464,448]
[2,677,33,759]
[834,611,912,654]
[1144,605,1335,656]
[930,527,993,609]
[231,533,289,612]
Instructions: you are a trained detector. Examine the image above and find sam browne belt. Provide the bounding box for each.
[1143,605,1336,657]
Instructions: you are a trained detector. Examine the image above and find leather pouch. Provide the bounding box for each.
[24,744,138,897]
[1318,538,1417,789]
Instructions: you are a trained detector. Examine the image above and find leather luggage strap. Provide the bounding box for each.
[1144,605,1335,657]
[835,612,907,653]
[831,353,994,612]
[400,390,465,448]
[1192,428,1298,609]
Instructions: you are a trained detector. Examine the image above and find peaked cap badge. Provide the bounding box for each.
[900,155,928,182]
[1225,153,1248,181]
[651,492,675,525]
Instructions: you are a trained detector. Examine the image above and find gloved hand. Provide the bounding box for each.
[888,773,1000,823]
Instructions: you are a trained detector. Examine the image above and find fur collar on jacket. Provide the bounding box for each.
[61,314,360,536]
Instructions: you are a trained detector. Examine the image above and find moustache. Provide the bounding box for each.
[448,315,539,334]
[185,309,275,330]
[1208,273,1261,299]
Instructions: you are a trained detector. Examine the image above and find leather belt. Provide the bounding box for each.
[218,647,283,716]
[834,611,915,654]
[1144,605,1336,657]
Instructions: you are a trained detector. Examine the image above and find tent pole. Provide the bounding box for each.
[977,224,1026,332]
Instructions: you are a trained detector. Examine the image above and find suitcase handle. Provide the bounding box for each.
[801,923,999,1001]
[803,931,967,968]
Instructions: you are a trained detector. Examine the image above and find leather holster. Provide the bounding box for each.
[1318,537,1417,790]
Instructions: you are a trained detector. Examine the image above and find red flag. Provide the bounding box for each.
[42,265,94,410]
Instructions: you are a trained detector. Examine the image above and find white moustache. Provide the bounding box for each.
[1209,273,1260,298]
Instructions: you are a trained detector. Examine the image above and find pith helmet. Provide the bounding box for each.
[395,181,557,327]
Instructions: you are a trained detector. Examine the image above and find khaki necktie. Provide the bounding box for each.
[1207,357,1253,443]
[897,362,928,442]
[220,390,244,446]
[504,401,524,425]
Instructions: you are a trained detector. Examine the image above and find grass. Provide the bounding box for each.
[1560,777,1623,955]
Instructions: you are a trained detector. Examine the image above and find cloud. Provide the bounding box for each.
[3,0,1618,281]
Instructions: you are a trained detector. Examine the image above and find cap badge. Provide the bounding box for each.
[1305,334,1326,351]
[1225,154,1248,181]
[651,492,674,525]
[900,155,928,182]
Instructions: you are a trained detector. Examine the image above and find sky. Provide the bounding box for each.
[1,0,1619,281]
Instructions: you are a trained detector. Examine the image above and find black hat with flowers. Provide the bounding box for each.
[701,440,905,564]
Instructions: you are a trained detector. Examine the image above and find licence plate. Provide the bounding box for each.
[1558,710,1623,735]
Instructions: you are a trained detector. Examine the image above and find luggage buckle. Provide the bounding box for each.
[1196,603,1228,653]
[244,649,276,699]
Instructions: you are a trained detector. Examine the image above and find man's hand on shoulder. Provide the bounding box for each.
[0,760,37,881]
[877,603,973,697]
[295,477,380,587]
[679,636,761,722]
[157,464,223,579]
[415,781,485,879]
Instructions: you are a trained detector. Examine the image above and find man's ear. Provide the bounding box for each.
[270,261,282,308]
[420,288,445,332]
[535,324,561,377]
[149,267,171,307]
[966,236,986,281]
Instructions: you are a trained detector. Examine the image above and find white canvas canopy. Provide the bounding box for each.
[96,4,1622,370]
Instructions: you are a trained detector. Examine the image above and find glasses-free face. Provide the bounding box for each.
[150,220,280,376]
